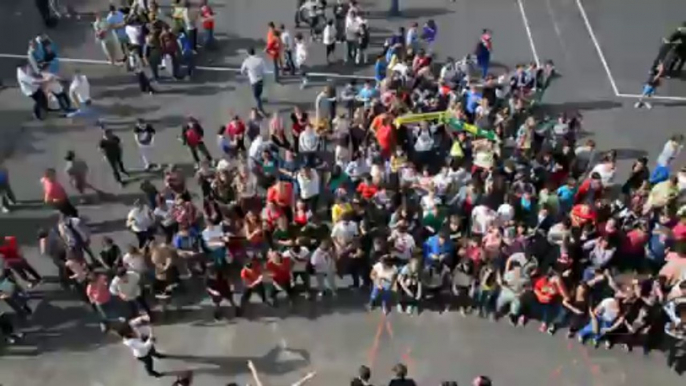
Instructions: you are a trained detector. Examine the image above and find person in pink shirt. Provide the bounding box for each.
[41,168,78,217]
[86,272,118,331]
[672,216,686,242]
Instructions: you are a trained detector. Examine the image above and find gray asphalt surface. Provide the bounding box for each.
[0,0,685,385]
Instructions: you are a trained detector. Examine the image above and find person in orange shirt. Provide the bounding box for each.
[41,168,78,217]
[373,114,395,158]
[265,22,282,83]
[266,180,294,218]
[239,258,269,316]
[533,269,563,334]
[356,175,379,200]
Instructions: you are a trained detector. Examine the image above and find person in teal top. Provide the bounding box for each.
[556,177,577,213]
[328,165,353,198]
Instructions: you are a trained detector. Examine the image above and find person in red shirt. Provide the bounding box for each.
[265,22,282,83]
[181,117,213,166]
[533,269,562,334]
[265,250,294,306]
[266,180,294,215]
[0,236,42,287]
[200,0,216,48]
[356,175,379,200]
[373,114,395,157]
[41,168,78,217]
[239,258,268,315]
[222,115,247,157]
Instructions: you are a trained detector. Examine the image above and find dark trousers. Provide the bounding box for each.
[0,182,16,208]
[52,199,78,217]
[106,155,128,183]
[188,142,212,163]
[30,90,48,120]
[137,346,164,377]
[292,271,311,293]
[349,257,371,288]
[269,281,295,303]
[35,0,51,25]
[251,80,264,112]
[134,229,154,249]
[4,294,32,318]
[53,92,71,112]
[188,28,197,51]
[8,260,42,283]
[126,295,152,318]
[137,72,154,93]
[284,50,296,74]
[239,283,268,310]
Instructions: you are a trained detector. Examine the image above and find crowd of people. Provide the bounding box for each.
[2,0,686,383]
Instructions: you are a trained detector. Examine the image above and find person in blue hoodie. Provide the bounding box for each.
[422,19,437,53]
[423,232,455,268]
[177,30,195,79]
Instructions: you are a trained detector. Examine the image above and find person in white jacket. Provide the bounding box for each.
[294,32,309,88]
[322,20,337,64]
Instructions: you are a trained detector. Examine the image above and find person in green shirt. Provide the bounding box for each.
[422,206,445,236]
[271,217,295,251]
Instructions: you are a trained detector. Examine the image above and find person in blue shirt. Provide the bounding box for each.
[465,84,482,116]
[177,31,195,79]
[556,177,577,214]
[374,54,387,84]
[422,19,438,52]
[0,166,17,213]
[356,80,377,106]
[173,226,207,275]
[106,5,128,54]
[422,232,454,268]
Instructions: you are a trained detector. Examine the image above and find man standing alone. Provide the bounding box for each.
[99,128,130,186]
[241,47,268,114]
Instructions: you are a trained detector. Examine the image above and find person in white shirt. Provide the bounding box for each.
[114,314,167,377]
[67,70,93,118]
[127,199,155,248]
[294,32,309,88]
[284,243,311,294]
[344,10,361,63]
[310,240,336,297]
[240,47,268,112]
[369,256,397,314]
[123,245,148,275]
[298,124,319,167]
[17,63,48,120]
[296,166,320,210]
[389,224,416,262]
[331,215,359,258]
[280,24,296,74]
[323,19,337,64]
[109,268,152,317]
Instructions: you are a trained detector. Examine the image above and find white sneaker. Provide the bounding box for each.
[397,304,403,314]
[645,102,652,109]
[634,101,642,108]
[1,207,9,213]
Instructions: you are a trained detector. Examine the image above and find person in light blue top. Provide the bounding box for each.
[556,177,577,213]
[356,80,377,107]
[107,5,128,49]
[374,54,387,84]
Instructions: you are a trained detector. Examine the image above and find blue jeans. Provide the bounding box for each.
[369,283,392,309]
[649,164,670,184]
[475,287,496,314]
[496,287,522,316]
[578,317,613,342]
[203,28,214,48]
[533,300,560,325]
[251,80,264,112]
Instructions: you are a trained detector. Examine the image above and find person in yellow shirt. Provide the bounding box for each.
[331,197,353,224]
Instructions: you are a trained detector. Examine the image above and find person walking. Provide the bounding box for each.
[0,236,42,288]
[65,150,101,203]
[265,22,282,83]
[475,29,492,78]
[0,166,17,213]
[0,269,32,319]
[93,13,123,65]
[67,70,95,118]
[134,118,157,170]
[240,47,268,113]
[181,117,213,167]
[17,63,48,120]
[109,268,152,318]
[99,128,130,186]
[129,50,155,95]
[200,0,216,48]
[294,33,309,89]
[635,62,665,109]
[41,168,78,217]
[127,199,156,248]
[114,314,167,377]
[281,24,296,75]
[323,20,337,65]
[58,214,97,265]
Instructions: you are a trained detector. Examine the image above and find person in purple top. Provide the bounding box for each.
[422,20,437,53]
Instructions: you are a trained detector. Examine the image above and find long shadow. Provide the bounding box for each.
[539,100,623,114]
[167,345,310,377]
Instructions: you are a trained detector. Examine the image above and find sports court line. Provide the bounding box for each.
[516,0,541,66]
[574,0,686,102]
[0,53,375,80]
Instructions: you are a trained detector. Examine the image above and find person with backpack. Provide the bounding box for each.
[58,214,96,265]
[181,117,213,167]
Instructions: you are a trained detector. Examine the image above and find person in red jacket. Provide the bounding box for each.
[574,172,602,205]
[0,236,42,287]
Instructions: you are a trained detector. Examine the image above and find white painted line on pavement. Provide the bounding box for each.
[574,0,620,96]
[516,0,541,66]
[0,53,374,80]
[616,93,686,102]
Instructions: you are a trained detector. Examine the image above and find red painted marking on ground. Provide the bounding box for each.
[401,347,416,373]
[385,319,394,339]
[366,315,385,369]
